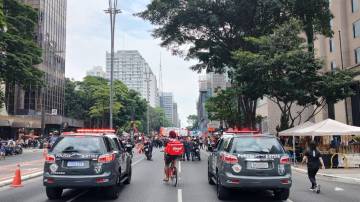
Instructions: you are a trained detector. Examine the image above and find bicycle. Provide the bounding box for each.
[167,159,178,187]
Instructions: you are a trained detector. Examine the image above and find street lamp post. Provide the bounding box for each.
[145,70,151,136]
[105,0,121,129]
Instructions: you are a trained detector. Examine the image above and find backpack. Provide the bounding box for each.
[165,140,184,156]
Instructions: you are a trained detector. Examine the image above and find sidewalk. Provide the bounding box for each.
[292,164,360,185]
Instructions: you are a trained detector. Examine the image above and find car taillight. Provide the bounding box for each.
[45,154,55,163]
[98,153,115,163]
[220,153,238,164]
[280,156,290,164]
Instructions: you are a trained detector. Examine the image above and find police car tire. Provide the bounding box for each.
[208,171,215,185]
[124,167,132,185]
[105,185,120,199]
[216,176,229,200]
[46,187,62,200]
[274,188,290,200]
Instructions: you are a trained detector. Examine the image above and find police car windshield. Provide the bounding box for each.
[229,137,284,154]
[51,136,106,154]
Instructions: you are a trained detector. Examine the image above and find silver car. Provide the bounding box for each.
[208,134,292,200]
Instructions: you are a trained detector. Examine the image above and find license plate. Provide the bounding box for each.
[251,162,269,169]
[67,161,85,167]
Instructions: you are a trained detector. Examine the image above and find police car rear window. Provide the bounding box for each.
[51,136,106,154]
[229,137,284,154]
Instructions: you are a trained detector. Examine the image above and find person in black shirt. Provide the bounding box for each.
[302,141,325,191]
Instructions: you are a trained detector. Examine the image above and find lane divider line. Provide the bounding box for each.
[178,161,181,173]
[177,189,183,202]
[287,199,295,202]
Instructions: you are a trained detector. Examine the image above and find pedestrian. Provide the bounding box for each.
[302,141,325,191]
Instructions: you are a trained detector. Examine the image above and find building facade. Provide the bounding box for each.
[160,92,174,125]
[86,66,106,78]
[313,0,360,126]
[106,50,159,107]
[173,103,180,127]
[1,0,83,138]
[6,0,66,117]
[197,73,229,133]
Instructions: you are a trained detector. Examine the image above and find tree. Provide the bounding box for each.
[186,114,198,130]
[288,0,333,52]
[0,0,5,30]
[205,88,243,128]
[64,78,86,120]
[234,19,355,131]
[0,0,44,107]
[0,0,43,86]
[139,0,288,128]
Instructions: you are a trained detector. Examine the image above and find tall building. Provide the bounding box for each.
[6,0,67,116]
[86,66,106,78]
[106,50,159,107]
[1,0,83,139]
[197,73,230,133]
[160,92,174,125]
[173,103,180,127]
[313,0,360,126]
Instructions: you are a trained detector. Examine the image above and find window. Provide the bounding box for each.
[355,48,360,64]
[353,0,359,13]
[329,38,335,52]
[353,20,360,38]
[330,61,337,71]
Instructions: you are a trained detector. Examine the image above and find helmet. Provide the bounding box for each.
[169,131,177,138]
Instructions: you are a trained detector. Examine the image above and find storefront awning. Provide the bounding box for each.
[12,122,30,128]
[0,120,11,127]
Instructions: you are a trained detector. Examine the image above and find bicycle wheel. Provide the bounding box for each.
[171,167,178,187]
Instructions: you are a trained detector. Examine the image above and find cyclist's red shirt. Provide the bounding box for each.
[164,139,184,156]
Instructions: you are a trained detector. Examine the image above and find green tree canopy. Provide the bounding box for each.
[233,19,355,131]
[0,0,43,86]
[288,0,333,52]
[186,114,198,131]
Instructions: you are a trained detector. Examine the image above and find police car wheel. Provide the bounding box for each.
[46,187,62,200]
[104,185,120,199]
[208,171,215,185]
[216,175,229,200]
[124,167,132,185]
[274,188,290,200]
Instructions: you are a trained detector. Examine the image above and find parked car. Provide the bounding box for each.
[208,133,292,200]
[43,129,132,200]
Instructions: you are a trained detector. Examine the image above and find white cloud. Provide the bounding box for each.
[66,0,199,127]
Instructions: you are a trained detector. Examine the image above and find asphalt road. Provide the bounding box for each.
[0,149,359,202]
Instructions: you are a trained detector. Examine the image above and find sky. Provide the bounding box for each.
[66,0,200,127]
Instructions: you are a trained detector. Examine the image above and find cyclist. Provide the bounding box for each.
[163,131,184,181]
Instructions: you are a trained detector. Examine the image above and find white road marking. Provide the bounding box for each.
[178,161,181,173]
[67,190,89,202]
[286,199,295,202]
[334,187,344,191]
[177,189,183,202]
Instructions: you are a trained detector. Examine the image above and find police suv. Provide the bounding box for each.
[43,129,132,200]
[208,131,292,200]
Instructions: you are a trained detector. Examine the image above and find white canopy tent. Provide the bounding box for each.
[292,119,360,136]
[279,119,360,164]
[278,121,314,164]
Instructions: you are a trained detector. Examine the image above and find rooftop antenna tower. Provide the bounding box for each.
[159,53,163,94]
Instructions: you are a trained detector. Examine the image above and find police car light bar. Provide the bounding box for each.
[76,129,116,133]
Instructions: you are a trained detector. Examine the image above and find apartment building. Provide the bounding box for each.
[106,50,159,107]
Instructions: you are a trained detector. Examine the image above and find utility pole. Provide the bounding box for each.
[145,69,151,136]
[105,0,121,129]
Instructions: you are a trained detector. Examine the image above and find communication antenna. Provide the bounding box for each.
[159,53,163,94]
